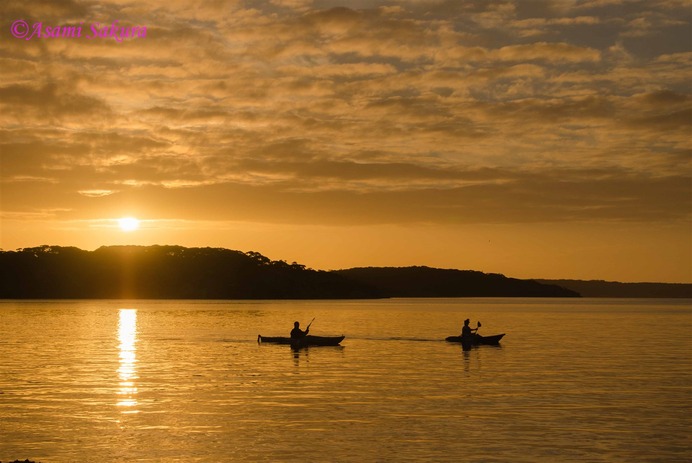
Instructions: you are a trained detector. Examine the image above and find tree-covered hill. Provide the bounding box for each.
[0,245,381,299]
[0,245,582,299]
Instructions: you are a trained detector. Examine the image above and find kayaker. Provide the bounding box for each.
[290,321,309,339]
[461,319,478,338]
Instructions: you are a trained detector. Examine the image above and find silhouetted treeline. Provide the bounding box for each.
[335,267,580,297]
[0,245,381,299]
[537,279,692,298]
[0,246,583,299]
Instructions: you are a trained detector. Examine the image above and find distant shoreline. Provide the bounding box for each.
[536,279,692,298]
[1,245,689,299]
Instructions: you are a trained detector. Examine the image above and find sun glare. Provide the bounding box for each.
[118,217,140,232]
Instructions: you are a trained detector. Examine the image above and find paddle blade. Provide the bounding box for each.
[477,321,482,328]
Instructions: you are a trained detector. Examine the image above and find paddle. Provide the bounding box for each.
[306,317,315,333]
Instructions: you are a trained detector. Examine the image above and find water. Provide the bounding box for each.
[1,298,690,462]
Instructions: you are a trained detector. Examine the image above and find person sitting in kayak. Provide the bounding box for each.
[461,319,478,338]
[290,321,309,340]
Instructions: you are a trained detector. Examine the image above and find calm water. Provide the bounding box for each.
[0,298,690,462]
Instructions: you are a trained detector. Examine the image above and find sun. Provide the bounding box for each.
[118,217,140,232]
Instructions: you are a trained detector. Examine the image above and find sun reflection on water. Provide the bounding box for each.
[117,308,138,412]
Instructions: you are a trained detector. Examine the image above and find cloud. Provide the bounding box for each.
[0,0,689,234]
[77,189,117,197]
[491,42,601,62]
[0,82,111,122]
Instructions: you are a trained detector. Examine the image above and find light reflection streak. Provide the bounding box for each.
[117,308,138,412]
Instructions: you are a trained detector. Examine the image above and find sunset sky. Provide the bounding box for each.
[1,0,690,283]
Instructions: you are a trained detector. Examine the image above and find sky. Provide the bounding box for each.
[0,0,690,283]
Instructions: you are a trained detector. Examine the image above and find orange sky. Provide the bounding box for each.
[1,0,690,283]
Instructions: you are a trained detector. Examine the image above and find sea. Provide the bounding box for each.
[0,298,690,463]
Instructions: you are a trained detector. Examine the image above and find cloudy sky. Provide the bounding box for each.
[1,0,690,282]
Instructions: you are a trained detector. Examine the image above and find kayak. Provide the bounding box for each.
[445,333,505,348]
[257,334,345,347]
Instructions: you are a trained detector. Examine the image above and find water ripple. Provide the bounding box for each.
[1,299,690,462]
